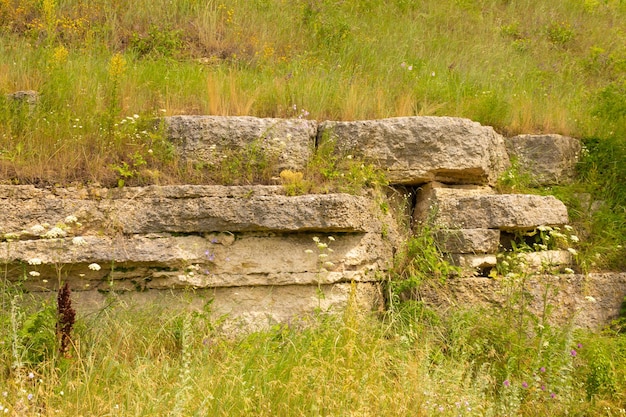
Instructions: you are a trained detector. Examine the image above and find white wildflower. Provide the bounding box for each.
[316,242,328,249]
[304,249,314,254]
[564,267,575,274]
[43,227,66,239]
[328,236,335,241]
[30,224,45,234]
[72,236,87,246]
[567,248,578,256]
[42,279,48,283]
[29,271,40,277]
[564,225,574,231]
[28,258,43,265]
[570,235,579,243]
[324,261,334,267]
[551,231,565,239]
[88,263,101,271]
[312,236,320,243]
[537,225,552,232]
[584,296,597,303]
[318,253,328,258]
[64,215,78,224]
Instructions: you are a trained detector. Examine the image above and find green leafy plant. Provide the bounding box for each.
[386,221,460,308]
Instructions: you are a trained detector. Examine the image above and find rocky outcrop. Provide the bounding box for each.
[0,185,384,235]
[2,114,615,330]
[318,117,510,186]
[412,182,571,274]
[0,184,394,328]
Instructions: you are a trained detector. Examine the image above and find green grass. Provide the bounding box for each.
[0,290,625,416]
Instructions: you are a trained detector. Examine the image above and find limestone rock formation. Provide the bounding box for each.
[0,184,394,324]
[505,134,582,185]
[0,185,384,235]
[414,182,569,230]
[1,114,617,331]
[318,116,510,186]
[165,115,317,172]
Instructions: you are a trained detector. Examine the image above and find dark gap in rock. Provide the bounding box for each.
[478,266,494,278]
[499,231,535,251]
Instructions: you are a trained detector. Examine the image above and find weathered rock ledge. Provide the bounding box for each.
[1,184,394,329]
[2,115,619,331]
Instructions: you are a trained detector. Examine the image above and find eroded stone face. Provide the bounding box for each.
[165,116,317,172]
[0,185,385,236]
[3,233,390,291]
[414,182,569,230]
[319,116,510,186]
[433,229,501,254]
[0,185,395,296]
[505,134,581,185]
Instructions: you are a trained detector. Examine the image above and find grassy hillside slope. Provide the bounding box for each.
[1,2,626,415]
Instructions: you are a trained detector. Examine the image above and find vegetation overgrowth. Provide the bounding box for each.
[1,0,626,415]
[1,281,625,416]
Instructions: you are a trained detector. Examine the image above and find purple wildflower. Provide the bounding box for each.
[522,381,528,388]
[550,393,556,399]
[503,380,510,387]
[577,343,583,349]
[540,367,546,373]
[571,349,577,357]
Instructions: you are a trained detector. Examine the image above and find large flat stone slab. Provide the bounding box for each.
[165,116,317,172]
[318,116,510,186]
[414,183,569,230]
[0,185,384,236]
[2,232,390,290]
[505,134,581,185]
